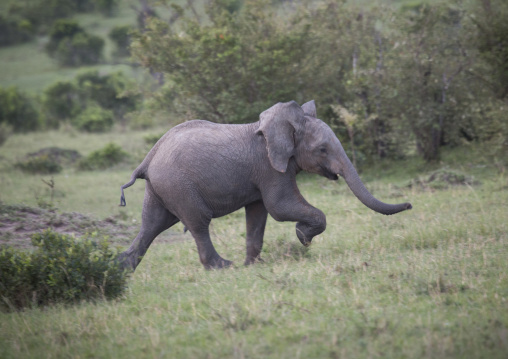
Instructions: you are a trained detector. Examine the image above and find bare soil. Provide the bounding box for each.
[0,202,186,249]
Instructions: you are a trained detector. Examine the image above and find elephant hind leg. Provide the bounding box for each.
[244,200,268,265]
[183,217,232,270]
[119,185,179,271]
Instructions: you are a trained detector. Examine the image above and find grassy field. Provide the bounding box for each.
[1,0,507,357]
[1,125,507,358]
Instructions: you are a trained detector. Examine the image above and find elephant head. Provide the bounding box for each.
[257,100,412,215]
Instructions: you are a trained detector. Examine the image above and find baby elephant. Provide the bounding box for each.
[118,100,411,270]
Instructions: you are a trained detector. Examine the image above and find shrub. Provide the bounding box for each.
[76,71,139,119]
[73,105,113,132]
[0,229,128,311]
[0,15,34,47]
[144,132,164,146]
[78,143,128,170]
[130,0,312,124]
[42,81,83,126]
[15,154,62,174]
[15,147,82,174]
[45,19,104,66]
[109,25,133,57]
[0,86,40,132]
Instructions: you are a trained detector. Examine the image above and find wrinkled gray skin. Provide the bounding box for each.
[118,101,412,270]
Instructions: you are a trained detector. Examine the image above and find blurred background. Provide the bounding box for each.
[1,0,507,163]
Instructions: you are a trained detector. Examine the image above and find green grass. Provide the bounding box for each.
[1,126,507,358]
[0,1,506,357]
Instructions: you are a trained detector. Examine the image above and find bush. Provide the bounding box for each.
[42,81,83,126]
[45,19,104,66]
[73,105,113,132]
[76,71,139,119]
[0,15,34,47]
[0,86,40,132]
[78,143,128,170]
[15,154,62,174]
[0,229,128,312]
[109,25,133,57]
[15,147,82,174]
[131,0,312,124]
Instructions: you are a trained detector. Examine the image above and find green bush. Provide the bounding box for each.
[109,25,133,57]
[15,147,82,174]
[0,15,34,47]
[131,0,311,124]
[42,81,83,126]
[45,19,104,66]
[73,105,113,132]
[76,71,139,119]
[0,229,128,312]
[78,143,128,170]
[15,154,62,174]
[0,86,40,132]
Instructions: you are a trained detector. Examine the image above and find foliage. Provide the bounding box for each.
[41,71,139,128]
[15,147,82,174]
[6,0,76,35]
[109,25,134,57]
[15,155,62,175]
[131,0,312,124]
[45,19,104,67]
[77,142,128,170]
[0,14,34,47]
[42,81,83,126]
[3,0,119,39]
[143,132,164,146]
[0,229,127,311]
[73,105,114,133]
[93,0,119,17]
[76,71,140,120]
[129,0,507,163]
[472,0,508,100]
[0,86,40,132]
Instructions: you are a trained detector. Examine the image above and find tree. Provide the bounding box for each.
[45,19,104,66]
[391,3,474,161]
[0,87,40,132]
[130,0,312,123]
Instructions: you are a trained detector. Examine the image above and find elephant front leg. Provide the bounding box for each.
[263,179,326,247]
[244,200,268,265]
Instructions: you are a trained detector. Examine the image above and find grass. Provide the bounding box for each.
[1,125,507,358]
[0,1,506,357]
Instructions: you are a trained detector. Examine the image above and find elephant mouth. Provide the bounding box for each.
[319,165,339,181]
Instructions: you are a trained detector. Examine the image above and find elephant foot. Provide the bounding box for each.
[296,224,312,247]
[203,256,233,270]
[116,252,138,272]
[244,256,264,266]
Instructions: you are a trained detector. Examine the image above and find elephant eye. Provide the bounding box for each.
[320,147,327,154]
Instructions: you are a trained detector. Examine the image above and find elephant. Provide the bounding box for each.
[118,100,412,270]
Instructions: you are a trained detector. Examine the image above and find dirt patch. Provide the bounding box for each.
[0,202,187,249]
[27,147,82,164]
[408,168,480,190]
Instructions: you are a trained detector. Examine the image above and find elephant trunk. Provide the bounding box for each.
[339,155,412,215]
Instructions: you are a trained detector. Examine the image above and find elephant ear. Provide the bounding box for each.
[257,101,306,173]
[301,100,317,118]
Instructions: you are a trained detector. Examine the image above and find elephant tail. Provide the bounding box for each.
[119,129,168,206]
[119,164,148,207]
